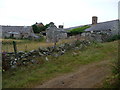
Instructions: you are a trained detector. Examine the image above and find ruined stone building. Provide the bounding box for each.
[1,25,39,39]
[85,16,118,35]
[65,16,119,42]
[46,22,67,42]
[84,16,119,42]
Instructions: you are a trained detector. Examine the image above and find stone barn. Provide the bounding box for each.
[65,16,119,42]
[1,25,39,39]
[85,16,118,35]
[46,22,67,42]
[83,16,119,42]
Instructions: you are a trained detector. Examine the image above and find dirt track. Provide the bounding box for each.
[36,60,112,88]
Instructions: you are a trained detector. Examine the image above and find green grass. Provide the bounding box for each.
[102,53,119,88]
[2,41,118,88]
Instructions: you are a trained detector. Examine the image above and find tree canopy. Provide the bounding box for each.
[32,23,50,33]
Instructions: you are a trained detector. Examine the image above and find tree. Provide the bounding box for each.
[32,23,51,33]
[32,24,39,33]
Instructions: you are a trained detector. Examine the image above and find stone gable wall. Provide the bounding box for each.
[46,24,67,42]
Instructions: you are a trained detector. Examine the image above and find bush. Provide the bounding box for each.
[32,24,39,33]
[107,35,120,42]
[32,23,50,33]
[69,25,90,35]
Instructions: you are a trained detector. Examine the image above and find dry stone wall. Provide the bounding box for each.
[2,40,91,71]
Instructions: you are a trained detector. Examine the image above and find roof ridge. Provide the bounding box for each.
[97,19,118,24]
[65,19,118,30]
[1,25,31,27]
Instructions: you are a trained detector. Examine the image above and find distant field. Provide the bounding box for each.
[2,38,76,52]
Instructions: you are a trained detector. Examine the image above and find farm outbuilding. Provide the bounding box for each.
[1,25,39,39]
[46,22,67,43]
[84,17,119,42]
[65,16,119,42]
[85,19,119,35]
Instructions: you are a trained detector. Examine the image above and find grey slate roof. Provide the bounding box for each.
[2,26,33,33]
[85,20,119,32]
[64,25,84,31]
[1,25,40,38]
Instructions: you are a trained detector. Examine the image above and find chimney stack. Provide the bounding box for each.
[92,16,98,25]
[59,25,63,29]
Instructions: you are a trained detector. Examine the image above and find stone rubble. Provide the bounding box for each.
[2,40,91,71]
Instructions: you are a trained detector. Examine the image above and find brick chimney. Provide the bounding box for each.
[92,16,98,25]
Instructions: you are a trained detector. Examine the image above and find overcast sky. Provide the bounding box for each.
[0,0,119,28]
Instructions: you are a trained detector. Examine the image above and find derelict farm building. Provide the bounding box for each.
[85,16,119,35]
[65,16,119,42]
[84,16,119,42]
[46,22,67,42]
[1,25,38,39]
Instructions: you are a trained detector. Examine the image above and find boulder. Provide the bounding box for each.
[45,57,49,61]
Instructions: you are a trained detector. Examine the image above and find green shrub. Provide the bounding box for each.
[32,24,39,33]
[107,35,120,42]
[32,23,50,33]
[69,25,90,35]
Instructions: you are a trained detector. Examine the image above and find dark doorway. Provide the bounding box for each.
[10,34,14,38]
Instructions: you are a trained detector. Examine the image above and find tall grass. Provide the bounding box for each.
[2,39,50,52]
[102,40,120,88]
[2,38,76,52]
[2,40,118,88]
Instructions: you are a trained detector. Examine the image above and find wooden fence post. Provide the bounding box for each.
[13,41,18,59]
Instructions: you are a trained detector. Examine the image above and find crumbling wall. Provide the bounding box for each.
[82,30,113,42]
[2,40,91,71]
